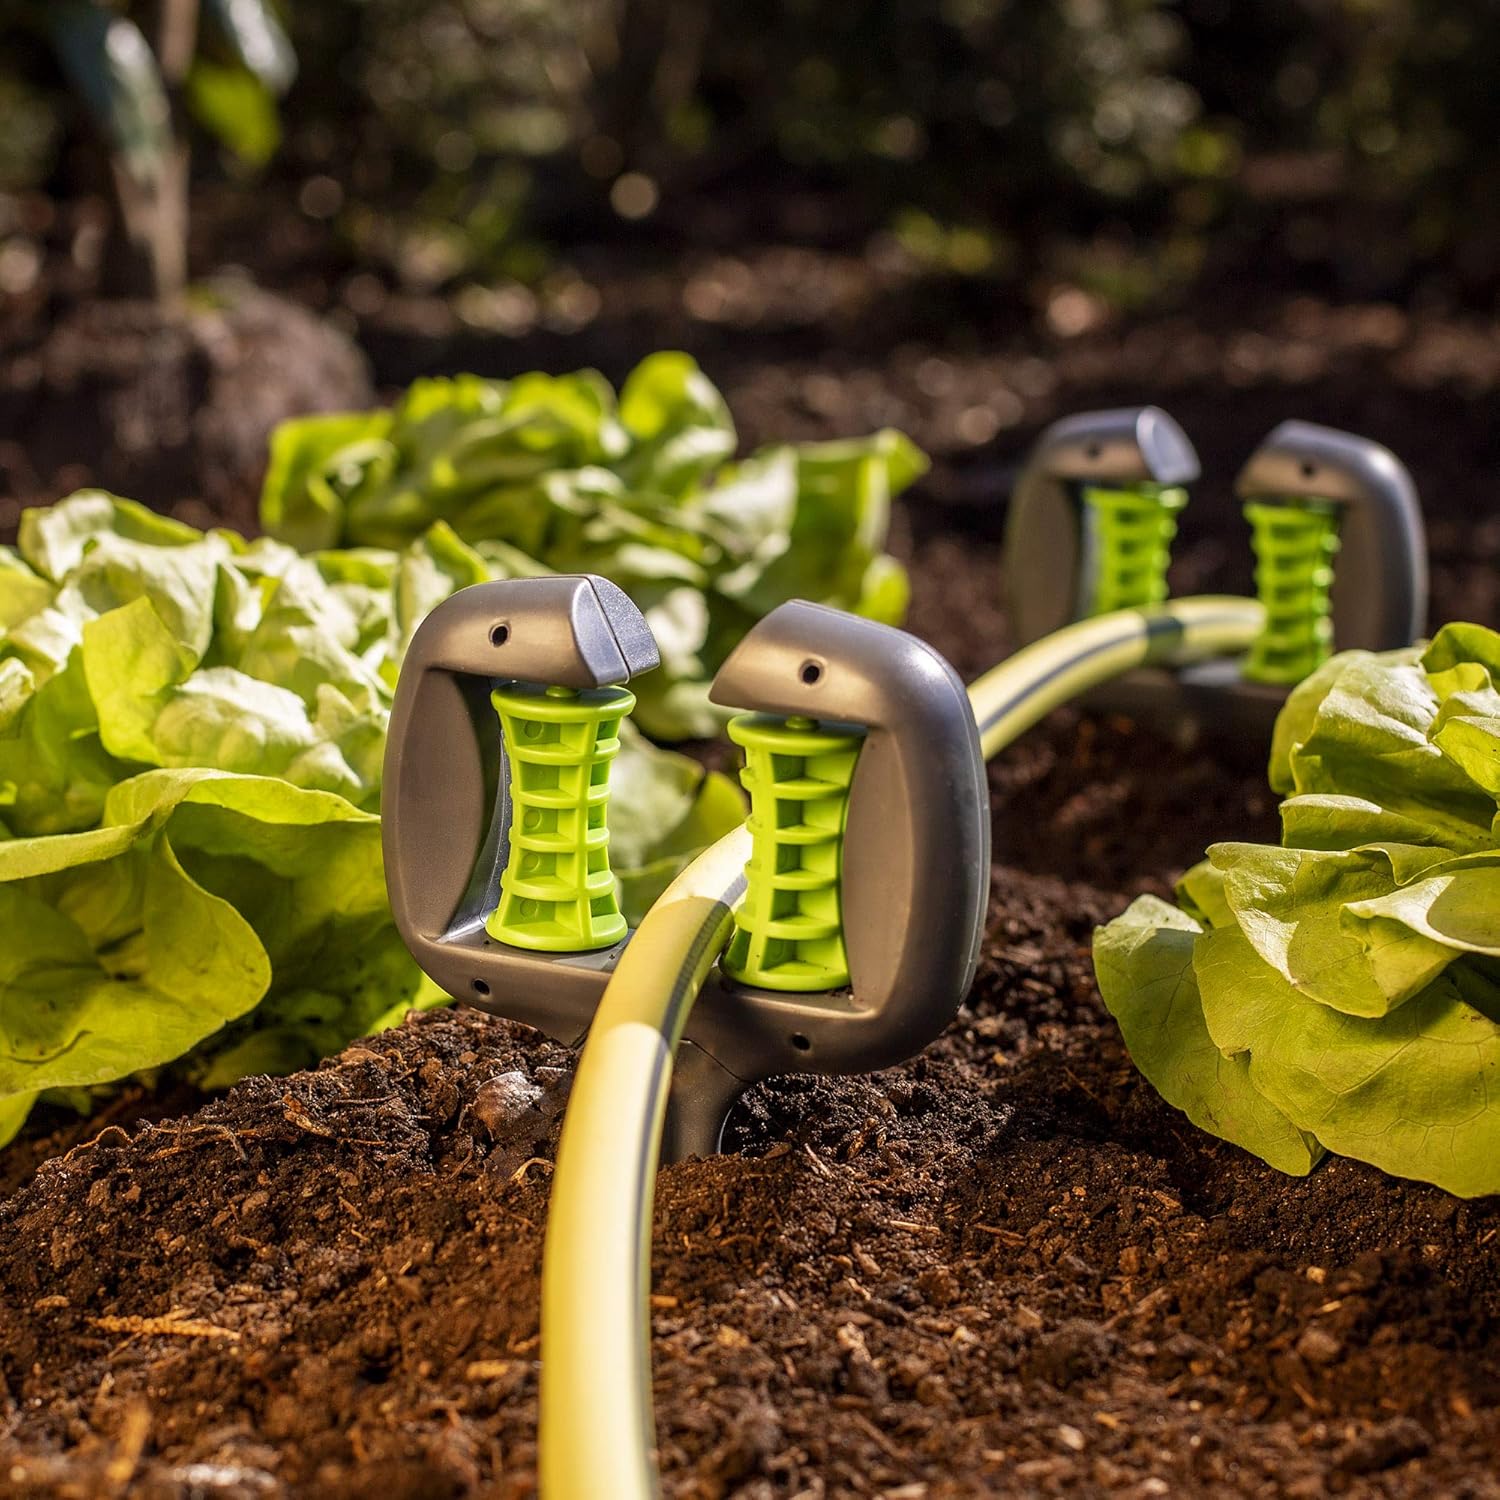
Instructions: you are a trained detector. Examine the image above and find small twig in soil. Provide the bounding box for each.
[1291,1379,1323,1412]
[849,1410,905,1463]
[888,1219,941,1235]
[1061,1065,1110,1109]
[282,1101,335,1137]
[149,1123,272,1160]
[60,1125,134,1163]
[89,1311,239,1342]
[802,1143,834,1179]
[102,1402,151,1495]
[155,1122,250,1161]
[972,1224,1026,1246]
[1104,1286,1172,1330]
[509,1157,554,1184]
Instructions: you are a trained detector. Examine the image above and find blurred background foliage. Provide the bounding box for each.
[2,0,1499,324]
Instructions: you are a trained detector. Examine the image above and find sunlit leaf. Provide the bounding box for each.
[186,60,281,166]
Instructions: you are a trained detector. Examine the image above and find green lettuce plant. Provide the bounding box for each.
[0,491,744,1148]
[1095,624,1500,1197]
[259,353,922,740]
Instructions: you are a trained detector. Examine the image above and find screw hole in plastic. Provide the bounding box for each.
[472,978,491,997]
[791,1032,811,1051]
[800,661,822,686]
[490,623,510,647]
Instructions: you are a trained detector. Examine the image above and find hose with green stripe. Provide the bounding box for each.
[539,594,1265,1500]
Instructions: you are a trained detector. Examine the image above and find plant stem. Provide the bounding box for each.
[154,0,199,82]
[112,0,197,304]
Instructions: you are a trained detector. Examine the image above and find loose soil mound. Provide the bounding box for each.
[3,360,1500,1497]
[0,282,372,533]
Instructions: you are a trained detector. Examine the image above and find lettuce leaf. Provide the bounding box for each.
[0,772,383,1106]
[1096,622,1500,1196]
[1094,897,1325,1175]
[1195,922,1500,1200]
[0,492,747,1149]
[259,353,923,740]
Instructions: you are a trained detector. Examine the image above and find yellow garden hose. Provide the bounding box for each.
[539,595,1265,1499]
[539,823,751,1499]
[968,594,1265,758]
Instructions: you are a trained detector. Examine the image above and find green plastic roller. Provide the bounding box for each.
[1003,408,1428,746]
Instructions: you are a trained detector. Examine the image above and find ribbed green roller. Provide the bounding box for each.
[486,681,633,952]
[721,713,864,992]
[1081,482,1188,615]
[1243,498,1340,685]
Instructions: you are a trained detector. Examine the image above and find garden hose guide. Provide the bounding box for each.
[663,600,991,1157]
[382,574,659,1045]
[1005,407,1428,742]
[1007,405,1202,633]
[385,581,990,1157]
[1236,418,1426,664]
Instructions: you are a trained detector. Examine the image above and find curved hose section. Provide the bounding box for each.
[540,824,751,1500]
[539,594,1265,1500]
[968,594,1265,759]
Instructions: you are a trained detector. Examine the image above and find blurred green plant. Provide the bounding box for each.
[13,0,295,300]
[281,0,1211,291]
[273,0,1500,306]
[1181,0,1500,296]
[7,0,1500,310]
[260,352,922,739]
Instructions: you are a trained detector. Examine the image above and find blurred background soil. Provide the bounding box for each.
[3,0,1500,541]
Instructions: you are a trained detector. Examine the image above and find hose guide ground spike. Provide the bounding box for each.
[382,573,660,1044]
[657,599,990,1158]
[1004,407,1428,746]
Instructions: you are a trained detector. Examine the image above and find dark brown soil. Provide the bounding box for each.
[0,281,372,534]
[3,310,1500,1497]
